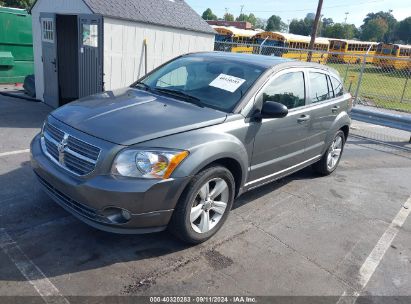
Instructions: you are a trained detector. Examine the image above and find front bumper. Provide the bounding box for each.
[30,133,190,234]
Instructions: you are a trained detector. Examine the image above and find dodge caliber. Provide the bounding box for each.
[31,52,351,243]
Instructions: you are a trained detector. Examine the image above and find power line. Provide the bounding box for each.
[238,0,384,13]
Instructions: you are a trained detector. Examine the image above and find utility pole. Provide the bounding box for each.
[240,5,244,15]
[308,0,323,62]
[344,12,349,24]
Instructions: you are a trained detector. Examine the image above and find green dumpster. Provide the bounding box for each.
[0,7,34,84]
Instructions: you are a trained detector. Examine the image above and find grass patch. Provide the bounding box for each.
[327,63,411,113]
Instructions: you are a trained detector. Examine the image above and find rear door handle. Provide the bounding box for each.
[331,106,340,113]
[297,114,311,123]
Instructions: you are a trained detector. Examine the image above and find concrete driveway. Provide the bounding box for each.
[0,95,410,303]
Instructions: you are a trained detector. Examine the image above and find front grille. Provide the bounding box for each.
[36,173,111,224]
[45,123,64,142]
[42,122,101,176]
[67,136,100,160]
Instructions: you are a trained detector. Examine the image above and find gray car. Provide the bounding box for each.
[30,52,351,243]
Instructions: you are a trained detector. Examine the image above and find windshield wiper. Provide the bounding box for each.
[154,88,204,107]
[132,82,152,91]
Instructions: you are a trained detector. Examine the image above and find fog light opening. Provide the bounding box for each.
[101,207,132,224]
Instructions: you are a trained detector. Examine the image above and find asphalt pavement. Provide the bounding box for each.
[0,95,410,303]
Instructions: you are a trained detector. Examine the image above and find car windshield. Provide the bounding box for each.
[133,56,266,112]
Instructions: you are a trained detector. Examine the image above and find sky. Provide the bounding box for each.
[185,0,411,27]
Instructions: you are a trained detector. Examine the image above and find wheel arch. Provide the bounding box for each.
[323,112,351,155]
[340,124,350,141]
[193,157,244,198]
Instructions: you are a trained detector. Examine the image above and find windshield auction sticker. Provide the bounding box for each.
[209,74,246,93]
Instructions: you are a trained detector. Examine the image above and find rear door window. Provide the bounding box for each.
[309,72,332,103]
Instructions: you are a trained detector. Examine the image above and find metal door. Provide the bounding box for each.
[249,109,310,183]
[78,15,103,98]
[40,13,59,107]
[248,70,310,184]
[304,70,346,160]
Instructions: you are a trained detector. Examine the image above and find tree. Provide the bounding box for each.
[201,8,217,21]
[323,23,358,39]
[306,13,316,21]
[322,18,334,28]
[361,17,389,41]
[255,17,267,30]
[223,13,234,22]
[395,17,411,43]
[320,17,333,36]
[236,13,248,22]
[235,13,257,26]
[266,15,287,32]
[289,18,314,35]
[361,11,397,42]
[247,13,257,27]
[0,0,33,9]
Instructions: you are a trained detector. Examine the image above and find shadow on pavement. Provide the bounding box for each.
[0,95,51,129]
[0,162,317,282]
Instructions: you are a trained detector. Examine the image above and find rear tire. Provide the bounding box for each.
[312,130,345,176]
[169,165,235,244]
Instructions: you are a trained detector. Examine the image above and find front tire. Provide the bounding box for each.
[169,166,235,244]
[312,130,345,176]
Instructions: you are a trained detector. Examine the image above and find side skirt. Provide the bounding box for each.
[241,155,322,193]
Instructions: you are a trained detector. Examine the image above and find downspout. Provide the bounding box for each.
[144,38,148,75]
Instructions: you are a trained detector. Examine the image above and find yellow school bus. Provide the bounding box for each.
[374,43,411,70]
[253,32,330,64]
[328,39,378,64]
[212,26,257,54]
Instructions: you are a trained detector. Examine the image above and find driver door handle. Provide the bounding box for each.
[331,106,340,113]
[297,114,311,123]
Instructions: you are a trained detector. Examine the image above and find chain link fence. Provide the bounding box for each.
[214,41,411,114]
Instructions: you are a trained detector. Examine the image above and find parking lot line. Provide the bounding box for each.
[0,149,30,157]
[337,195,411,304]
[0,229,69,304]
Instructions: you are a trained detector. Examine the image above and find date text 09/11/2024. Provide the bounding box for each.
[149,296,257,303]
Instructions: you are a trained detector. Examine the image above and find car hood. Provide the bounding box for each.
[51,88,227,145]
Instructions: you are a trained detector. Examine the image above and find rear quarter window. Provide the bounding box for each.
[330,76,344,97]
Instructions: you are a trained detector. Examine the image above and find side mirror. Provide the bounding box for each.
[257,101,288,119]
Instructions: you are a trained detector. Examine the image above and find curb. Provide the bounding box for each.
[0,91,40,102]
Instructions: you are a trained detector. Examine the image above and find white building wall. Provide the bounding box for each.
[31,0,92,100]
[103,17,215,90]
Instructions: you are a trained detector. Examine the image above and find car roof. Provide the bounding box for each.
[184,52,290,68]
[184,52,337,75]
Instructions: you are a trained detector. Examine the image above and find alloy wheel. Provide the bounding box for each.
[190,178,229,234]
[327,135,343,170]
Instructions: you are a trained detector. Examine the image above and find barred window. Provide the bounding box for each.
[41,18,54,42]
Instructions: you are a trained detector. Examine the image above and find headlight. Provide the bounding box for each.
[112,149,189,179]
